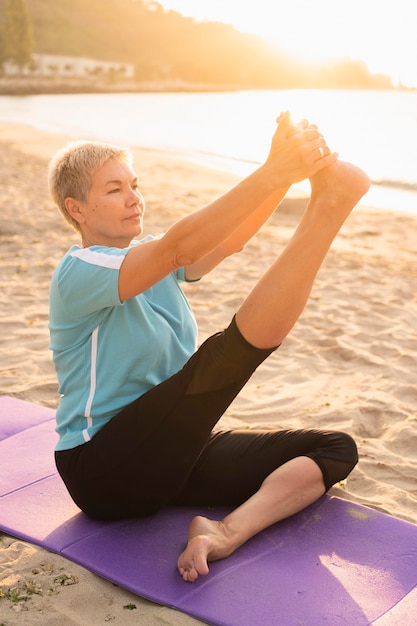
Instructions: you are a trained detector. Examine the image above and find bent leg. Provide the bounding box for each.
[177,428,358,581]
[172,428,358,506]
[178,456,325,581]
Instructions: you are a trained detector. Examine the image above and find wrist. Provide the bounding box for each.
[255,162,291,193]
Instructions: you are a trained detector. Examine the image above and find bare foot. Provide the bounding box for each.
[309,159,371,221]
[177,515,235,583]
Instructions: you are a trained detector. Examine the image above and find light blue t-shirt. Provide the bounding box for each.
[49,238,198,451]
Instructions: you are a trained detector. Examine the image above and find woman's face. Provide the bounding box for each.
[74,158,145,248]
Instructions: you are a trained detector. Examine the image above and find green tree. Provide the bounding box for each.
[5,0,33,71]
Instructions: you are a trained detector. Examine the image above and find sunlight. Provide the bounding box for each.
[159,0,417,87]
[319,551,403,622]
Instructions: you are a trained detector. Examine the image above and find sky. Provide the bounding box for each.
[159,0,417,87]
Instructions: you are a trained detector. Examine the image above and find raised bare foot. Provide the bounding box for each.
[177,515,235,583]
[309,159,371,221]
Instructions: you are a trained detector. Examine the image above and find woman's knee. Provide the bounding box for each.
[185,316,276,395]
[313,430,358,490]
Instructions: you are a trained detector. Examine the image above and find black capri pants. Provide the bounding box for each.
[55,317,358,520]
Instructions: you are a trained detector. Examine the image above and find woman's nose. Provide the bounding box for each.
[128,187,143,205]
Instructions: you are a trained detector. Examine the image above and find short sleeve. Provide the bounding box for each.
[54,247,126,319]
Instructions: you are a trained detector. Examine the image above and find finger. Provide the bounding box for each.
[286,118,316,139]
[297,127,322,143]
[316,146,326,160]
[323,151,338,164]
[314,151,339,170]
[274,110,291,138]
[308,135,328,153]
[275,110,287,123]
[312,141,335,163]
[295,119,319,131]
[320,145,332,158]
[296,118,309,130]
[285,122,300,138]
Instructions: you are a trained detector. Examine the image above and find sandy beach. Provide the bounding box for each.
[0,122,416,624]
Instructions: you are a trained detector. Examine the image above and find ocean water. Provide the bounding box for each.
[1,89,416,214]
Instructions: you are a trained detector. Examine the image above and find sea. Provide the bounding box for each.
[1,89,417,215]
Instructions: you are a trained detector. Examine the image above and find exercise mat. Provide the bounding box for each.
[1,396,417,625]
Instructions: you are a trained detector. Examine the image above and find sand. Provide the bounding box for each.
[0,122,416,624]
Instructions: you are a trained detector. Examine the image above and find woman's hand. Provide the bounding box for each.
[262,111,338,188]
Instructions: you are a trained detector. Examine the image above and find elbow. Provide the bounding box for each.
[222,243,244,257]
[161,224,203,269]
[171,243,201,269]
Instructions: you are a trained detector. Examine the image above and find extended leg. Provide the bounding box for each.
[236,160,370,348]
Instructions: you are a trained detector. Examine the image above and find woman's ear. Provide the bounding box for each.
[65,197,86,225]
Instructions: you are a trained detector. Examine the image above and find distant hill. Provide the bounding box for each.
[2,0,394,89]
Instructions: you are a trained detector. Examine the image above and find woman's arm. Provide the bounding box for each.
[118,113,336,301]
[184,118,323,281]
[183,186,289,280]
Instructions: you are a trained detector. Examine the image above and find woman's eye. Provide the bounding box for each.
[108,188,120,194]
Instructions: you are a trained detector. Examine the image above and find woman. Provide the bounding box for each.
[48,111,370,582]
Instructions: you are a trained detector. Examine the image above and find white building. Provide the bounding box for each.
[5,53,135,79]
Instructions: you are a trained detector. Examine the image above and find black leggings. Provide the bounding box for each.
[55,317,358,520]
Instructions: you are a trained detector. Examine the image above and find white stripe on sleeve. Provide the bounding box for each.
[70,248,125,270]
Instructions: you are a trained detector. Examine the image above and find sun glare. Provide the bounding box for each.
[159,0,417,87]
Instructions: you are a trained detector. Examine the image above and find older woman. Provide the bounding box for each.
[48,111,369,582]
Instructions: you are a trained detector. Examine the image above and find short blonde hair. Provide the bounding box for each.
[48,140,133,232]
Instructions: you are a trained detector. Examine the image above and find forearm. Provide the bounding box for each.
[183,186,289,281]
[216,186,289,255]
[163,165,279,268]
[120,166,284,299]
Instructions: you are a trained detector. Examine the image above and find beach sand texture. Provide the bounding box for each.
[0,122,416,624]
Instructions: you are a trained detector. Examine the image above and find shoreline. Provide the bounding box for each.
[0,78,242,96]
[1,116,416,217]
[1,121,416,623]
[1,77,415,97]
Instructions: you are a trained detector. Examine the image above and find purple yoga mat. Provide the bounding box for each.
[1,395,417,625]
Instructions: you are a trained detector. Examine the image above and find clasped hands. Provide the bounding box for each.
[265,110,338,188]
